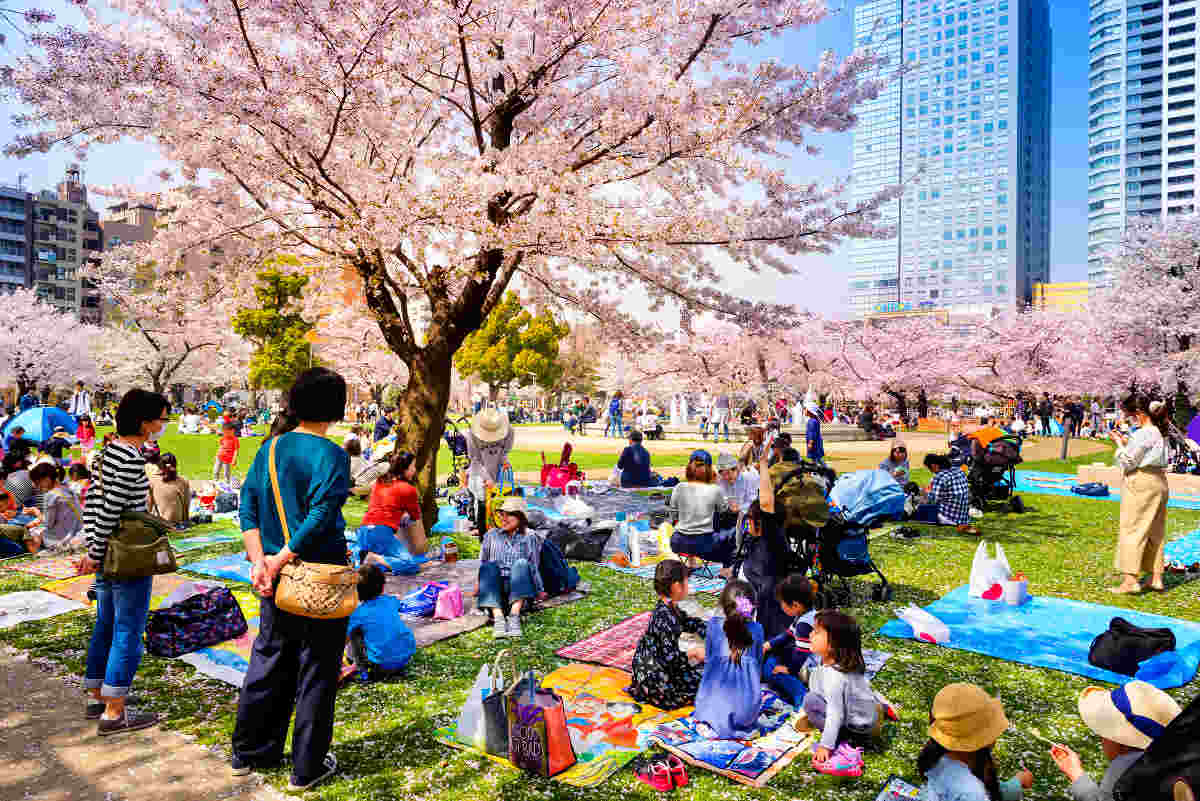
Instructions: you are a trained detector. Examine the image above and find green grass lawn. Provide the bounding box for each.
[3,473,1199,799]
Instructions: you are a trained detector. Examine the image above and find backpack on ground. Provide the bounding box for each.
[1088,616,1176,677]
[538,536,580,597]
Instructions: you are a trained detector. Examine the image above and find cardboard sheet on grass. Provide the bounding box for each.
[2,554,87,580]
[1014,470,1200,510]
[383,558,589,647]
[0,590,87,628]
[879,584,1200,688]
[437,663,692,787]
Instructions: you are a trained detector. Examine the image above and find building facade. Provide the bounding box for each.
[1032,280,1089,311]
[1087,0,1197,289]
[0,184,32,291]
[848,0,1051,317]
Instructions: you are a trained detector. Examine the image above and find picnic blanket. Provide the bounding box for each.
[593,559,727,594]
[437,663,691,787]
[175,586,261,686]
[878,584,1200,688]
[169,530,241,553]
[1166,527,1200,568]
[432,504,468,534]
[3,554,86,580]
[383,559,589,647]
[42,572,211,608]
[0,590,87,628]
[181,553,253,583]
[525,487,669,527]
[1014,470,1200,510]
[646,689,813,787]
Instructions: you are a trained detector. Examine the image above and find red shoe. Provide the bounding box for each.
[667,755,688,788]
[635,760,673,792]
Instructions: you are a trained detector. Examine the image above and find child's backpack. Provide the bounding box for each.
[1114,692,1200,801]
[538,537,580,597]
[769,461,830,532]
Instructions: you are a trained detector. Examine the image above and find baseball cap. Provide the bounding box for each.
[690,449,712,466]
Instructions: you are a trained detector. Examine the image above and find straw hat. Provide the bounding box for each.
[716,452,738,470]
[1078,682,1181,750]
[497,496,528,515]
[928,683,1009,752]
[470,409,511,444]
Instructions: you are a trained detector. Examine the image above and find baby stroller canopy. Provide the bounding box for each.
[830,469,906,526]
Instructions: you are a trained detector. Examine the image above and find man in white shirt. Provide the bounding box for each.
[716,452,759,513]
[68,381,92,417]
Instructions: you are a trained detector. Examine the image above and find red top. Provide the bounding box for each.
[362,479,421,529]
[217,432,240,462]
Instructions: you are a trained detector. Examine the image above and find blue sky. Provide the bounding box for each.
[0,0,1090,315]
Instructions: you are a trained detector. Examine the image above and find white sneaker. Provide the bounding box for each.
[507,616,523,638]
[492,616,508,639]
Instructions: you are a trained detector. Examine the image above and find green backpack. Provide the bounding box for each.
[768,461,830,530]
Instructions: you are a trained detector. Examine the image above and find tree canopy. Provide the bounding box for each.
[453,293,569,400]
[232,261,315,391]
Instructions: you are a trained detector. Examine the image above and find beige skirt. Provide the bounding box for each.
[1115,468,1168,576]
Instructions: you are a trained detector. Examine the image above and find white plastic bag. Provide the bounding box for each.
[558,497,594,518]
[968,540,1012,600]
[455,656,506,747]
[608,467,622,486]
[896,605,951,643]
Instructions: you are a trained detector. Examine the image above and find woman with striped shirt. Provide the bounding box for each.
[79,389,170,736]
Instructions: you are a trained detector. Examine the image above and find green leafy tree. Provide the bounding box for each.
[232,260,314,392]
[453,293,569,402]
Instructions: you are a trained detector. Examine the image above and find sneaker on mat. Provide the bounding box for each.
[634,759,673,791]
[288,753,337,793]
[814,747,863,778]
[492,616,508,639]
[97,708,159,737]
[507,616,523,638]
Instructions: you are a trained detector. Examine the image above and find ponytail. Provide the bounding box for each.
[719,579,756,664]
[1147,399,1170,438]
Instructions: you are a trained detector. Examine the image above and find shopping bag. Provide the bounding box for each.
[506,675,578,777]
[968,540,1011,600]
[397,581,449,617]
[433,583,465,620]
[485,468,523,530]
[896,604,951,644]
[456,650,510,748]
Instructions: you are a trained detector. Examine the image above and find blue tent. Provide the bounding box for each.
[203,400,223,413]
[1,406,77,443]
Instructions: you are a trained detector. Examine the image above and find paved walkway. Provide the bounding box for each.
[0,646,286,801]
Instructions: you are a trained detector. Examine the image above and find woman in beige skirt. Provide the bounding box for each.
[1110,395,1170,594]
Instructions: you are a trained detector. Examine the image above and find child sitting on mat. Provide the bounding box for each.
[346,565,416,681]
[1049,681,1180,801]
[629,559,707,710]
[694,579,764,739]
[803,610,885,775]
[762,574,818,706]
[918,683,1033,801]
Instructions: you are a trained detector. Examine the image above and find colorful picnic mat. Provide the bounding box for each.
[645,689,813,787]
[879,584,1200,688]
[383,559,589,647]
[1014,470,1200,510]
[169,530,242,552]
[0,590,87,628]
[437,663,692,787]
[41,572,213,608]
[2,554,86,580]
[181,552,253,583]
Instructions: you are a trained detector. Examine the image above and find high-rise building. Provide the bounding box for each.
[0,184,31,290]
[848,0,1051,318]
[1032,280,1089,311]
[1087,0,1196,289]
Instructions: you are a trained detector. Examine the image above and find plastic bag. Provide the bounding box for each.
[456,651,508,748]
[398,581,449,617]
[434,583,465,620]
[968,540,1012,600]
[896,605,951,643]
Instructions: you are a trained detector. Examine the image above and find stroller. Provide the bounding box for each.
[782,466,898,607]
[442,415,470,488]
[950,433,1023,511]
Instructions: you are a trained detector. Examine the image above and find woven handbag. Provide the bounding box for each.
[267,435,358,619]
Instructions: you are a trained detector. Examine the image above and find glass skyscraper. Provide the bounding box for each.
[1088,0,1196,288]
[847,0,1051,317]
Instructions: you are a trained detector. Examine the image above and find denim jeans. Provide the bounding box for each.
[605,413,623,438]
[763,655,807,707]
[670,529,736,566]
[477,559,537,613]
[85,574,153,697]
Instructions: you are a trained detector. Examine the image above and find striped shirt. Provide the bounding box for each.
[480,527,544,595]
[84,442,149,562]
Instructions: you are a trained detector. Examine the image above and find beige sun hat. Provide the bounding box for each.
[928,683,1010,752]
[470,409,511,444]
[497,496,528,515]
[1078,681,1181,750]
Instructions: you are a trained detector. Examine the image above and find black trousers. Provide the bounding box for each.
[232,593,348,782]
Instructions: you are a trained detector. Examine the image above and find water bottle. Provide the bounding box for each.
[628,518,642,567]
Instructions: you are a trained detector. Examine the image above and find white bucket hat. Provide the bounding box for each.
[470,409,511,444]
[1078,681,1181,750]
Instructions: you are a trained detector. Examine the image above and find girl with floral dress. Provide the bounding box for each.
[629,559,707,710]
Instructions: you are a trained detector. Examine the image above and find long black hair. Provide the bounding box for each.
[653,558,688,606]
[380,450,416,486]
[917,740,1002,800]
[814,610,866,674]
[1122,393,1170,438]
[719,579,756,664]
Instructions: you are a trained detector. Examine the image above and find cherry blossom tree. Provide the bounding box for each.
[5,0,900,514]
[831,317,953,419]
[312,307,410,406]
[0,287,98,397]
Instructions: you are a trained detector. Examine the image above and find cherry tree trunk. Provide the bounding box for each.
[392,346,453,529]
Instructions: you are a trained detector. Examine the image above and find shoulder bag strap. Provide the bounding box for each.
[268,435,292,543]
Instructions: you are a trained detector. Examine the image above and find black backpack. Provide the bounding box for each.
[1113,693,1200,801]
[1088,617,1176,677]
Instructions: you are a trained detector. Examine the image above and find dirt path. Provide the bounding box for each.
[0,646,285,801]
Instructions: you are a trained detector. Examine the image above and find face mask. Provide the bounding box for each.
[148,423,165,441]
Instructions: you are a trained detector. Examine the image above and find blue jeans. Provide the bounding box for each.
[477,559,537,613]
[670,529,736,566]
[355,524,417,574]
[605,413,623,438]
[85,574,153,697]
[763,655,807,707]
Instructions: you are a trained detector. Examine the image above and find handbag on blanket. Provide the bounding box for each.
[457,649,512,753]
[433,583,465,620]
[144,586,248,658]
[1088,617,1177,677]
[267,436,358,619]
[485,467,524,530]
[506,672,577,777]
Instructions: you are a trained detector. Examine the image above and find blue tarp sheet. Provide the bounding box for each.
[879,585,1200,688]
[1014,470,1200,510]
[1166,527,1200,567]
[182,553,252,583]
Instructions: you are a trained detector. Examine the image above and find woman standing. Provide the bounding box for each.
[79,388,170,735]
[232,368,352,791]
[1110,395,1170,594]
[464,408,513,531]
